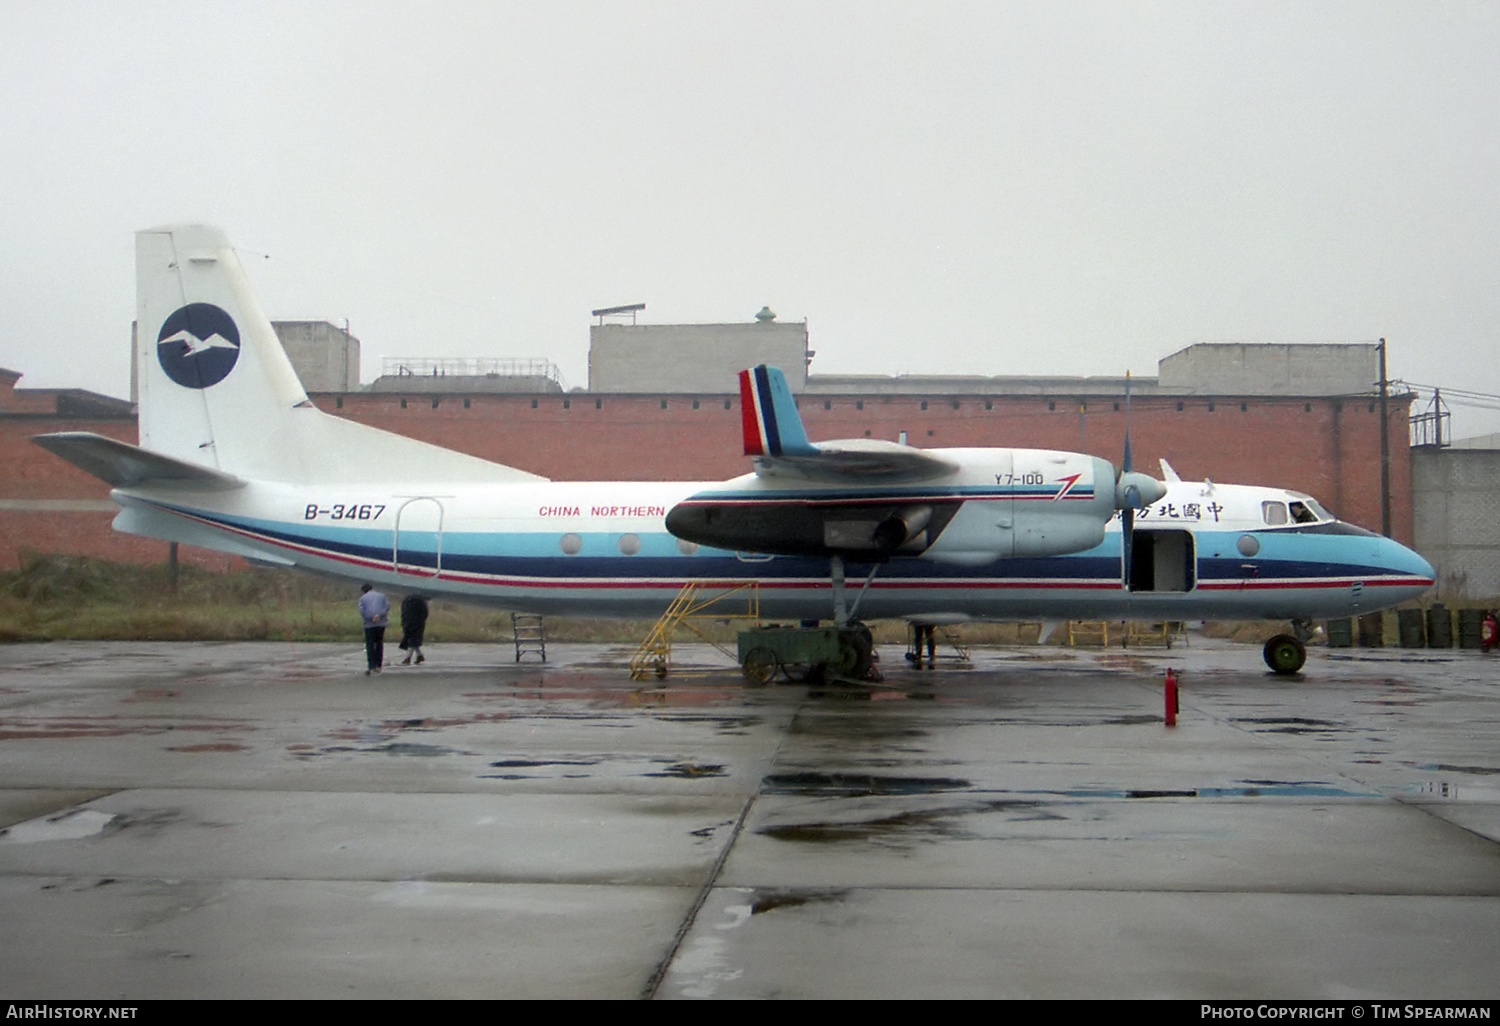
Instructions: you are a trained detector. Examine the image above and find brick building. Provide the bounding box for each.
[1,371,1414,573]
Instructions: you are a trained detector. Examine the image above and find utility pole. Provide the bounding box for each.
[1378,338,1391,538]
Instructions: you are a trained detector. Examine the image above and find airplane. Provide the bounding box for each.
[33,224,1434,678]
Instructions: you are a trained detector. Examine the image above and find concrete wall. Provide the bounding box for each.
[1158,343,1379,396]
[1412,447,1500,600]
[588,321,809,392]
[274,321,361,392]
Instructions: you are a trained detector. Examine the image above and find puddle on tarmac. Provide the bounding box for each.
[761,772,971,796]
[478,755,728,781]
[1231,716,1348,734]
[1418,763,1500,775]
[757,797,1057,844]
[0,717,255,742]
[749,889,849,915]
[648,762,727,779]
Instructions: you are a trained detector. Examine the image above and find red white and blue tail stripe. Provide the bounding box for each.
[740,365,818,458]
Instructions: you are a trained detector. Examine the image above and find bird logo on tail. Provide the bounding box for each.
[156,303,241,388]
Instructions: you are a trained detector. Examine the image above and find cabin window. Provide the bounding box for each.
[1261,501,1289,526]
[676,539,698,556]
[559,533,582,556]
[618,533,641,555]
[1288,501,1319,524]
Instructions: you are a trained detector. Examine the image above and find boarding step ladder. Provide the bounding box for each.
[1123,620,1190,649]
[1067,621,1111,647]
[629,581,759,681]
[938,626,971,662]
[511,613,547,663]
[906,625,973,666]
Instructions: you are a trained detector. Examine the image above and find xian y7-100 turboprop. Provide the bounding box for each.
[34,225,1434,677]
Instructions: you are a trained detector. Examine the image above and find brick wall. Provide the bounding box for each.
[3,375,1414,568]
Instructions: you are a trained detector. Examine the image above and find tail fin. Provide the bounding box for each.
[135,225,544,485]
[739,365,817,458]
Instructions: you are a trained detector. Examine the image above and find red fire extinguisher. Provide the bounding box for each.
[1164,667,1180,727]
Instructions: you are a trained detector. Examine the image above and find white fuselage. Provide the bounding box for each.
[110,472,1434,624]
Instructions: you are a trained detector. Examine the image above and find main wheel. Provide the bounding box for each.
[1263,634,1306,675]
[830,627,874,680]
[741,647,779,685]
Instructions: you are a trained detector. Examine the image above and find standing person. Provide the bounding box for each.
[400,593,430,665]
[358,584,389,675]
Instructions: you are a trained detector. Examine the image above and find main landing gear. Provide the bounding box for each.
[736,554,878,684]
[1262,620,1313,675]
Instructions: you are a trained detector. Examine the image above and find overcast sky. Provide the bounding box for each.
[2,1,1497,435]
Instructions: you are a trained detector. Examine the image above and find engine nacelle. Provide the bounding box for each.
[922,504,1107,565]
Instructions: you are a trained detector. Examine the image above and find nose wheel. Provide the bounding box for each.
[1263,634,1306,675]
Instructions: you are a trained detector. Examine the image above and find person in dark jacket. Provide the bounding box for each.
[400,593,430,665]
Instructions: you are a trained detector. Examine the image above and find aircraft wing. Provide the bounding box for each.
[33,432,246,491]
[740,365,958,482]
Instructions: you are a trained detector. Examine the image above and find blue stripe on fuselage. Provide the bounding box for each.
[143,499,1429,587]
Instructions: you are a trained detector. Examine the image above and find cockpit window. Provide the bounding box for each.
[1262,501,1289,526]
[1304,499,1331,521]
[1288,501,1319,524]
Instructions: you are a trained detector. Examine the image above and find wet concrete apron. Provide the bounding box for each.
[0,640,1496,998]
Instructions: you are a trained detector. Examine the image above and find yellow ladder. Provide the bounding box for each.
[629,580,760,680]
[1124,621,1189,649]
[1067,621,1110,647]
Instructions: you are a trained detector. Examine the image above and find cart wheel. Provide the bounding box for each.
[741,647,779,685]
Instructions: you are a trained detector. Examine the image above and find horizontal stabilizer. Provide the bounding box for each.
[33,432,245,491]
[752,438,960,482]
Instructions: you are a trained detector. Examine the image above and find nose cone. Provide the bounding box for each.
[1379,536,1436,601]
